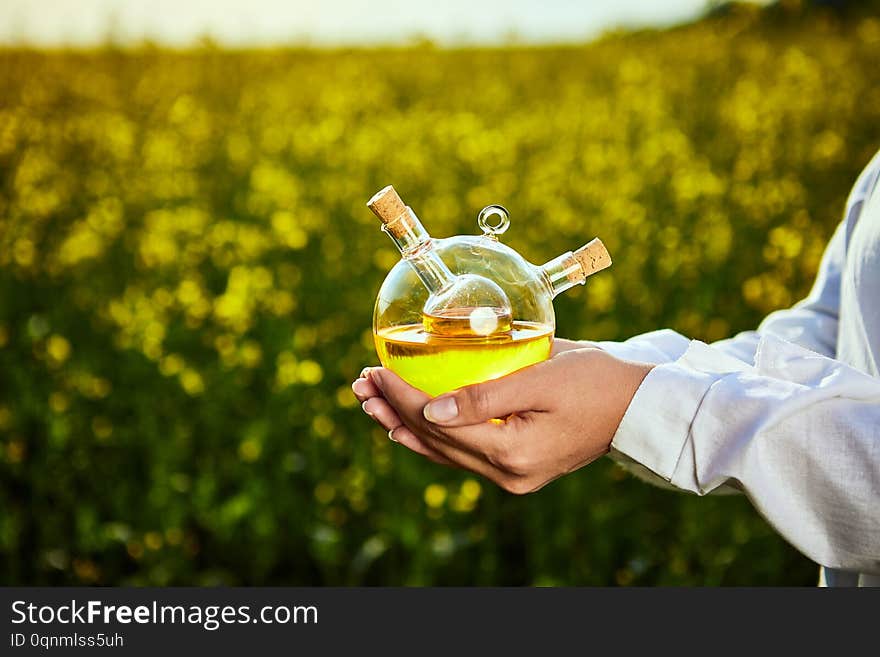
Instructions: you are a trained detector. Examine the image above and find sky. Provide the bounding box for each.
[0,0,754,47]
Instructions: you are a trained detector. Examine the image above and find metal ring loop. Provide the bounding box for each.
[477,205,510,236]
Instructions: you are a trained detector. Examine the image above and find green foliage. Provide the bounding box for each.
[1,8,879,585]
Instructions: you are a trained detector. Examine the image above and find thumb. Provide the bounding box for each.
[422,363,553,427]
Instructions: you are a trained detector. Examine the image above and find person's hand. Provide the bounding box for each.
[351,346,652,494]
[350,337,592,447]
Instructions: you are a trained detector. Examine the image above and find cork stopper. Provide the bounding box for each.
[568,238,612,283]
[367,185,408,223]
[367,185,418,240]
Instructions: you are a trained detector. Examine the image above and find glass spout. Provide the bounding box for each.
[369,185,457,295]
[540,238,612,298]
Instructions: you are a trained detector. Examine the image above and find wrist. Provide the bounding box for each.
[608,359,654,446]
[625,360,654,394]
[551,337,604,357]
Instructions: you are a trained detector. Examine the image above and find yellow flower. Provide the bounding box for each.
[179,369,204,396]
[297,360,323,385]
[424,484,447,509]
[46,335,71,364]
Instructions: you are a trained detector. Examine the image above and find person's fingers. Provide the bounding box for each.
[369,368,506,478]
[351,376,381,402]
[420,361,556,428]
[369,368,519,481]
[352,366,384,399]
[360,368,516,479]
[358,390,455,467]
[388,426,456,467]
[369,366,430,410]
[361,396,403,432]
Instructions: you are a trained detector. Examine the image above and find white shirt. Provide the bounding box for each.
[598,151,880,586]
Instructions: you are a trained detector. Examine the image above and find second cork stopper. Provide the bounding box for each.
[561,238,612,287]
[574,239,612,276]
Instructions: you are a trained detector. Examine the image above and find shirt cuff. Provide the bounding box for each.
[595,329,691,365]
[610,360,719,481]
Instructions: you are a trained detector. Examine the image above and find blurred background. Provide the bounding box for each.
[1,0,879,585]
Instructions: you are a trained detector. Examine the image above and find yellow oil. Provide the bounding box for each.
[374,320,553,397]
[422,306,513,336]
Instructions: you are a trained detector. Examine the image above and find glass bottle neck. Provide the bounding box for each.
[540,251,584,298]
[382,208,455,295]
[540,239,612,298]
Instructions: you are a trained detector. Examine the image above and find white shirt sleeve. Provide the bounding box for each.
[595,213,848,493]
[600,156,880,573]
[610,335,880,573]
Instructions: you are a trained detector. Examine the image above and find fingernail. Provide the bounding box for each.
[387,428,398,443]
[352,379,368,396]
[424,396,458,423]
[361,400,375,417]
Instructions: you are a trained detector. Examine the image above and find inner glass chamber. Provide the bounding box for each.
[373,235,555,396]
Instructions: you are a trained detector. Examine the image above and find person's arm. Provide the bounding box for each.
[594,152,880,489]
[354,336,880,573]
[611,334,880,573]
[598,217,850,491]
[599,156,880,565]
